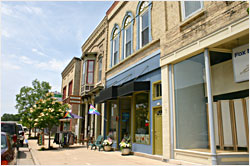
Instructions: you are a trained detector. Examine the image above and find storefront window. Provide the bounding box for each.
[174,53,209,150]
[108,101,118,144]
[134,92,150,144]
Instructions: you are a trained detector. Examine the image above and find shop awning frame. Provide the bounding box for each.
[94,86,118,103]
[117,81,150,97]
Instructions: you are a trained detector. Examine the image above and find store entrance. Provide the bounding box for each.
[119,97,131,142]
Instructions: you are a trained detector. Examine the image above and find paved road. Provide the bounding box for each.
[17,143,34,165]
[28,139,169,165]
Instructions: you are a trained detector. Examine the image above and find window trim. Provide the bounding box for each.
[152,80,162,101]
[136,1,152,50]
[63,86,67,100]
[181,1,204,21]
[110,24,120,68]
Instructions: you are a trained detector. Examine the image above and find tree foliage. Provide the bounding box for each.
[31,92,69,148]
[1,113,20,121]
[15,79,51,137]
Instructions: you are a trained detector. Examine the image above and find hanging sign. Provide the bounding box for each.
[232,44,249,83]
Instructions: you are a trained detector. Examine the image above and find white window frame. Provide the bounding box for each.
[181,1,203,21]
[140,9,149,48]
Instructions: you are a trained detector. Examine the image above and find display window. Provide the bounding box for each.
[107,101,118,145]
[172,47,249,154]
[133,92,150,145]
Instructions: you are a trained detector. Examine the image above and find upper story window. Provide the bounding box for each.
[136,1,152,50]
[82,60,95,85]
[98,56,102,82]
[68,80,73,96]
[82,61,86,85]
[110,24,120,68]
[181,1,203,20]
[122,12,135,60]
[63,86,66,100]
[86,60,94,84]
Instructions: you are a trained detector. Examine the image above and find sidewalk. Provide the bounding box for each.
[28,138,170,165]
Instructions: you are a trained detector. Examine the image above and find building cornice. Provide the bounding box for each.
[61,57,81,78]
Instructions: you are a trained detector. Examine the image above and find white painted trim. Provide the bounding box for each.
[107,49,160,81]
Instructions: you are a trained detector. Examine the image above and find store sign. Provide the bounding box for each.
[232,44,249,83]
[69,95,82,104]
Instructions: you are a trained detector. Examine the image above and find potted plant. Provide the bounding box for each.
[103,137,113,151]
[119,136,132,155]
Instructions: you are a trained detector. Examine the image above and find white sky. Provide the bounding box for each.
[1,1,113,115]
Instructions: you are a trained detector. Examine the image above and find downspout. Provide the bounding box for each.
[204,48,217,165]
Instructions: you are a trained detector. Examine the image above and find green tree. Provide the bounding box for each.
[15,79,51,137]
[1,113,20,121]
[33,92,69,149]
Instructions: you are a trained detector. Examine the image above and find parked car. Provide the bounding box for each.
[1,132,17,165]
[17,124,24,146]
[1,122,20,151]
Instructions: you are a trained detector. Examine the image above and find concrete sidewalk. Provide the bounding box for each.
[28,138,170,165]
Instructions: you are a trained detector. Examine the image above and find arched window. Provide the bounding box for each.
[122,12,134,60]
[110,24,120,67]
[136,1,152,50]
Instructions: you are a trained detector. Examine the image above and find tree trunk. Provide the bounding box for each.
[48,128,51,149]
[29,128,31,138]
[34,127,37,137]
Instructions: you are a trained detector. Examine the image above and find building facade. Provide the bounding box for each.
[95,1,166,155]
[61,57,81,134]
[79,16,108,141]
[160,1,249,165]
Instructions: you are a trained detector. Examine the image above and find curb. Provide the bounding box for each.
[28,144,40,165]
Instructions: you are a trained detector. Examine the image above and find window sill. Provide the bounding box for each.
[180,9,205,29]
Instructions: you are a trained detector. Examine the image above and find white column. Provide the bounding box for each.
[204,48,217,165]
[101,103,105,136]
[95,104,101,139]
[84,103,88,139]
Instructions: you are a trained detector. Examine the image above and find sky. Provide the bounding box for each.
[1,1,113,116]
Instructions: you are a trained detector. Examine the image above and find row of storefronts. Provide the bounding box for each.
[61,1,249,165]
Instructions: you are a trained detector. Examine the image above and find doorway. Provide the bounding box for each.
[153,107,163,155]
[119,97,131,142]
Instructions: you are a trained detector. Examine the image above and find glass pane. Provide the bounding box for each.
[174,53,208,149]
[126,41,131,58]
[88,61,94,72]
[98,59,102,82]
[82,62,86,85]
[87,73,93,84]
[126,26,131,43]
[1,135,7,149]
[134,92,150,144]
[114,52,118,65]
[142,28,149,47]
[156,83,162,97]
[184,1,202,18]
[142,11,149,30]
[109,102,118,143]
[114,37,119,52]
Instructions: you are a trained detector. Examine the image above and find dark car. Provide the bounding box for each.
[1,122,20,150]
[1,132,17,165]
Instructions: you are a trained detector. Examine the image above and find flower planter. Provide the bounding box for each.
[121,148,131,155]
[104,145,112,151]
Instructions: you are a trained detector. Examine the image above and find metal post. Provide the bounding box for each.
[204,48,217,165]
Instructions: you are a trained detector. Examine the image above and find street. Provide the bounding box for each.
[18,136,169,165]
